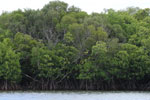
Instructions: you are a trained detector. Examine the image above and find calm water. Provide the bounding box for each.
[0,91,150,100]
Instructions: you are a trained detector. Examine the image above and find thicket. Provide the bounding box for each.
[0,1,150,90]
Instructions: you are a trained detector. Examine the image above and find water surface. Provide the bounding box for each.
[0,91,150,100]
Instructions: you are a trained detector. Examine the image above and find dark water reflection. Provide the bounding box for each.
[0,91,150,100]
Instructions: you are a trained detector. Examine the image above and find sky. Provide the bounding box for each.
[0,0,150,14]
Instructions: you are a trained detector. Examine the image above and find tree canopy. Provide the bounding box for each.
[0,1,150,90]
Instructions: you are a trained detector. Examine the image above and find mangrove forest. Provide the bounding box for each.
[0,1,150,90]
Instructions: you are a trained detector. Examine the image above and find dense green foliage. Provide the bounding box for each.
[0,1,150,90]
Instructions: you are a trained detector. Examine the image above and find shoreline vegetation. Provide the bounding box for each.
[1,1,150,91]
